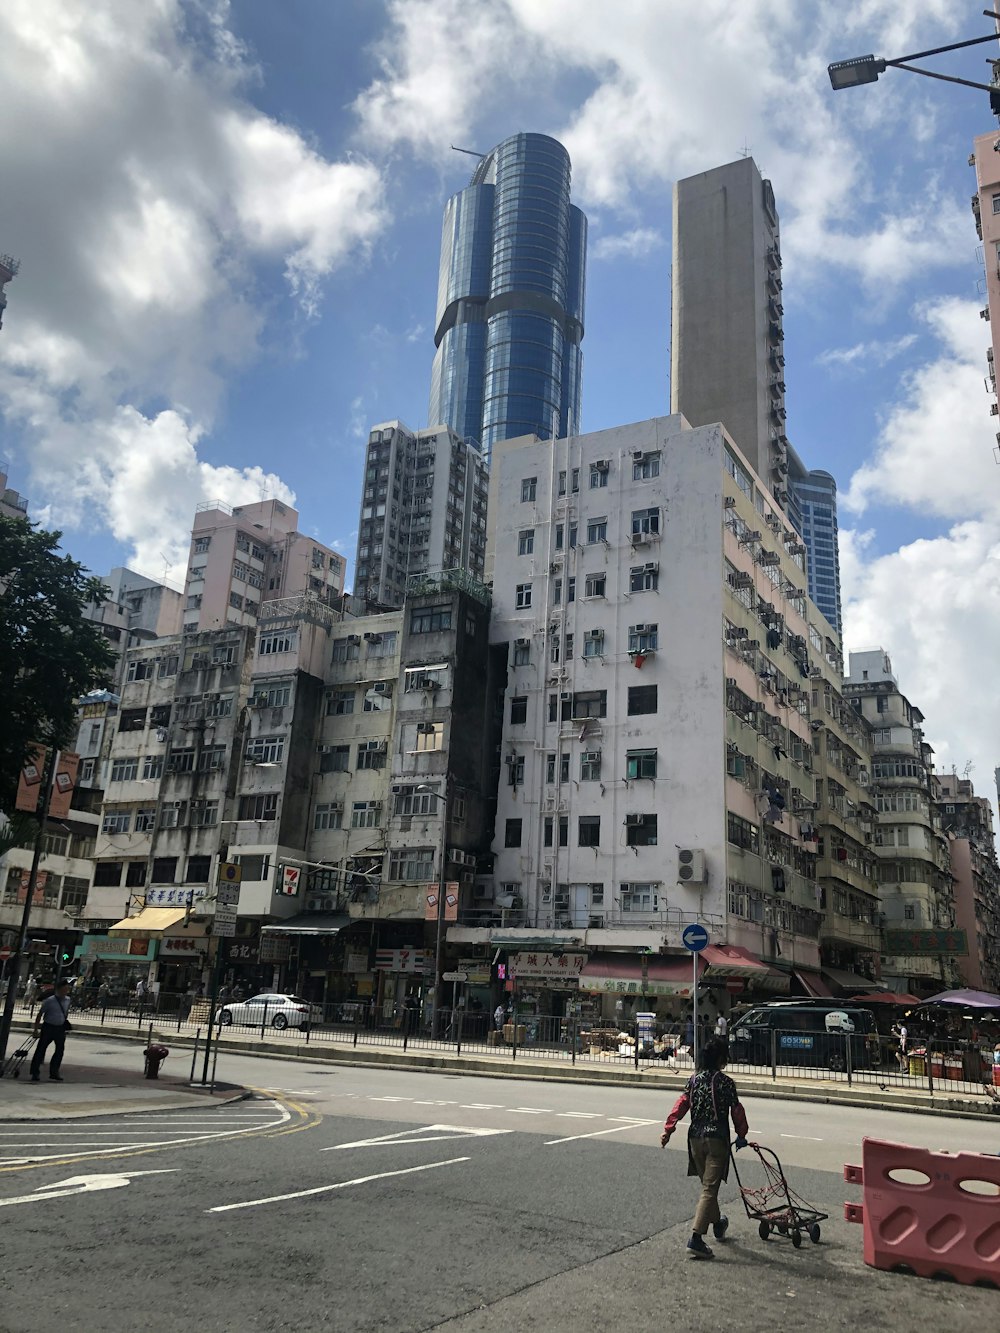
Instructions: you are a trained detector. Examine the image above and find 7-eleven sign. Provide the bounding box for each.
[277,864,301,896]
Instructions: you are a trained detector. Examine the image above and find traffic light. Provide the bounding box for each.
[57,946,73,967]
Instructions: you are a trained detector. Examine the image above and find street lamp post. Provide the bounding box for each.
[829,18,1000,102]
[416,781,450,1037]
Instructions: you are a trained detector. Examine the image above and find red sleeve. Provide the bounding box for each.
[731,1097,749,1138]
[663,1089,690,1135]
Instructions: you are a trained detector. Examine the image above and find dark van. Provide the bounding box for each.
[729,1002,881,1071]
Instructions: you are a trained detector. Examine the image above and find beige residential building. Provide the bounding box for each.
[935,773,1000,994]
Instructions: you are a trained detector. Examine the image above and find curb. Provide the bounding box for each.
[39,1019,1000,1123]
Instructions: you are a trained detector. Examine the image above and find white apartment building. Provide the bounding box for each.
[353,421,489,608]
[486,414,871,1011]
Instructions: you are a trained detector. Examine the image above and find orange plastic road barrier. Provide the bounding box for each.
[844,1137,1000,1287]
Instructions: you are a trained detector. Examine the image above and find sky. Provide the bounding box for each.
[2,0,1000,803]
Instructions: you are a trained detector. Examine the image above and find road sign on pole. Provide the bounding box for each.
[214,881,241,938]
[442,971,468,983]
[681,923,710,1069]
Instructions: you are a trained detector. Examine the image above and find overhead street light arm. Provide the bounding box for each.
[829,18,1000,95]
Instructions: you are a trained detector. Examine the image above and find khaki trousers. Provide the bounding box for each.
[690,1135,729,1234]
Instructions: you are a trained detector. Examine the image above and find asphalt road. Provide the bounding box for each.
[0,1037,997,1333]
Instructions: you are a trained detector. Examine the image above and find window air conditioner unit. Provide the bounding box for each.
[515,638,531,648]
[587,629,603,640]
[560,691,572,700]
[372,681,390,693]
[251,694,269,707]
[583,750,601,763]
[677,848,706,883]
[631,533,651,546]
[724,496,737,508]
[633,623,652,634]
[625,813,643,826]
[416,722,435,734]
[460,870,474,887]
[363,632,381,642]
[632,450,645,461]
[346,635,361,645]
[594,459,609,471]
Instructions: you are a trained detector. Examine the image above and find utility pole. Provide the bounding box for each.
[0,747,58,1072]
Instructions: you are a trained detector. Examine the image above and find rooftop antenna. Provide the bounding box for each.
[963,759,974,780]
[160,552,173,584]
[450,145,486,159]
[738,139,752,159]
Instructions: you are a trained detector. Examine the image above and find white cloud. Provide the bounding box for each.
[845,299,997,520]
[0,0,384,571]
[355,1,969,293]
[591,227,663,262]
[816,333,917,370]
[841,519,1000,810]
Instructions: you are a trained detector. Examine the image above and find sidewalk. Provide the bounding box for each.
[21,1012,1000,1122]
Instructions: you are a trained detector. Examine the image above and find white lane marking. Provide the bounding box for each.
[508,1108,553,1115]
[206,1157,470,1213]
[0,1170,177,1209]
[368,1096,413,1102]
[545,1124,655,1146]
[459,1103,504,1110]
[779,1133,824,1142]
[322,1124,511,1152]
[411,1100,458,1106]
[608,1116,658,1124]
[556,1112,602,1119]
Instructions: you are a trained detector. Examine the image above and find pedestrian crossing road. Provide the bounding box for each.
[0,1097,291,1168]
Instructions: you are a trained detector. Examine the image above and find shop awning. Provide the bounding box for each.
[260,912,351,936]
[702,945,788,993]
[852,991,921,1006]
[107,908,189,939]
[822,967,882,994]
[794,969,834,999]
[579,952,703,997]
[491,935,581,949]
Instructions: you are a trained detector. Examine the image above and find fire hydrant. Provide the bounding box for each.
[143,1043,170,1079]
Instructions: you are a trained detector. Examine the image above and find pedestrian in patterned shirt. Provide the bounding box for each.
[660,1037,750,1259]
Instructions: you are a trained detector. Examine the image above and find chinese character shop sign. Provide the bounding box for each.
[884,929,968,957]
[508,952,586,980]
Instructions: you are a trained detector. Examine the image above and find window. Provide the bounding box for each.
[621,883,658,912]
[581,751,602,781]
[319,746,350,773]
[186,855,212,884]
[150,704,171,726]
[590,462,609,488]
[567,577,576,603]
[571,468,580,493]
[521,477,537,502]
[366,630,397,658]
[558,470,567,496]
[191,801,219,827]
[102,810,131,835]
[993,193,1000,215]
[579,815,601,847]
[169,748,196,773]
[628,624,658,653]
[553,579,562,606]
[198,746,226,773]
[568,524,578,548]
[363,684,392,712]
[628,685,657,715]
[151,856,178,883]
[80,757,96,784]
[313,802,343,831]
[515,583,532,609]
[246,736,285,765]
[258,630,296,657]
[125,861,146,887]
[61,876,89,912]
[126,659,154,683]
[388,848,435,881]
[583,631,604,658]
[414,722,444,752]
[505,819,523,848]
[554,523,564,551]
[110,758,138,782]
[626,749,657,780]
[587,518,607,544]
[631,507,660,536]
[327,689,355,716]
[238,793,279,821]
[158,801,185,829]
[93,862,123,888]
[625,814,657,847]
[543,816,569,848]
[510,696,528,725]
[229,591,244,610]
[633,452,661,481]
[564,633,574,660]
[134,808,156,833]
[507,754,525,786]
[235,854,270,881]
[630,564,659,593]
[584,573,606,598]
[357,741,387,770]
[518,529,535,555]
[573,690,607,719]
[256,683,291,708]
[193,535,211,554]
[119,708,147,732]
[410,604,452,633]
[394,786,441,817]
[513,640,531,667]
[727,811,760,853]
[332,638,360,662]
[903,903,915,921]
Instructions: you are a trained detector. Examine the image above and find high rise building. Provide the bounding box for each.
[970,130,1000,431]
[0,253,19,333]
[428,132,587,458]
[672,158,844,634]
[844,650,958,997]
[473,414,877,1019]
[182,498,345,633]
[935,773,1000,995]
[353,422,489,608]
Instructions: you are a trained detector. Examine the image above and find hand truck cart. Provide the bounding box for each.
[1,1033,34,1079]
[730,1141,828,1248]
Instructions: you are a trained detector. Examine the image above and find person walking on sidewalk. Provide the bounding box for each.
[660,1037,750,1260]
[30,980,72,1083]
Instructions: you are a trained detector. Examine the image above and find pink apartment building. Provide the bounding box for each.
[971,131,1000,436]
[183,499,346,633]
[935,773,1000,994]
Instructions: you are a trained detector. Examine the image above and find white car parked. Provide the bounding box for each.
[217,993,322,1031]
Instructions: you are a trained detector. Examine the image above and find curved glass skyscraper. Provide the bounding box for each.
[429,133,587,457]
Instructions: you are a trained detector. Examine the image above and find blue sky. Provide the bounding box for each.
[2,1,1000,796]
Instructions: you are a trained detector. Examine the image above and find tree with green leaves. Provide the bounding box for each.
[0,515,117,812]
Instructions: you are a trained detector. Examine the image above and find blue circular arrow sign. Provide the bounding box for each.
[682,923,710,953]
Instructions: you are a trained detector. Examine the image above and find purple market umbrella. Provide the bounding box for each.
[920,988,1000,1008]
